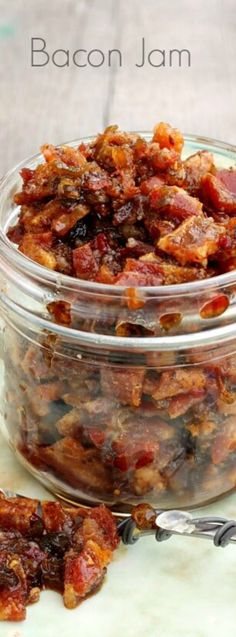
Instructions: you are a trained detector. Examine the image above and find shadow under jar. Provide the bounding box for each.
[0,134,236,514]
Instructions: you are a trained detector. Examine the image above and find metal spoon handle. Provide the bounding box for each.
[118,511,236,548]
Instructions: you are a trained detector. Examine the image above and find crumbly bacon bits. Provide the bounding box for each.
[0,494,119,621]
[158,215,225,266]
[202,170,236,213]
[8,121,235,284]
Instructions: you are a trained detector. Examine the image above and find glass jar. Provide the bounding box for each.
[0,134,236,515]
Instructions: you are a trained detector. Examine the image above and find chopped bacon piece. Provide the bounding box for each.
[144,214,176,240]
[112,145,134,171]
[41,143,87,168]
[167,390,206,419]
[111,435,158,472]
[72,242,99,280]
[123,239,155,260]
[96,264,116,283]
[80,397,118,422]
[150,186,203,221]
[26,381,64,417]
[20,200,66,233]
[184,151,214,193]
[158,215,225,266]
[14,163,61,205]
[114,270,152,287]
[64,540,111,608]
[21,344,52,380]
[108,174,138,205]
[112,430,161,472]
[101,368,145,407]
[21,167,34,183]
[156,262,207,285]
[217,169,236,194]
[19,232,71,274]
[57,177,81,200]
[115,259,163,286]
[52,204,90,237]
[152,122,184,153]
[39,438,112,492]
[148,143,179,171]
[57,397,117,437]
[81,166,112,193]
[113,195,147,226]
[0,497,39,534]
[42,502,76,535]
[0,554,27,621]
[86,429,106,448]
[140,175,165,195]
[19,233,57,269]
[144,369,206,401]
[82,506,119,551]
[100,414,173,472]
[201,170,236,213]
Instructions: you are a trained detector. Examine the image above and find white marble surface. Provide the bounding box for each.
[0,432,236,637]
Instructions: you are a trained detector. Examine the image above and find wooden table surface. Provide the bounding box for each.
[0,0,235,175]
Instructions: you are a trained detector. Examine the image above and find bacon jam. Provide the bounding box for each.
[0,492,119,621]
[8,123,236,281]
[4,122,236,510]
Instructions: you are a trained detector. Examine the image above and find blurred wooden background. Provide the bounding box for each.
[0,0,235,174]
